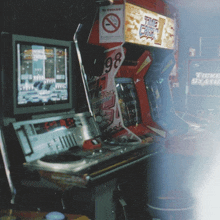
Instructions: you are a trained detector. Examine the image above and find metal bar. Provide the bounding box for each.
[73,24,93,116]
[0,127,16,204]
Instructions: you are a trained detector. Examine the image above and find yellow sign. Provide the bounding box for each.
[125,3,175,49]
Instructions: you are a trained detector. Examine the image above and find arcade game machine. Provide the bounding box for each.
[186,57,220,129]
[0,33,93,218]
[77,0,175,145]
[166,40,220,156]
[0,13,163,220]
[74,0,194,219]
[178,37,220,128]
[73,1,169,219]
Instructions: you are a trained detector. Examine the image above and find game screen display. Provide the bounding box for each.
[16,43,69,107]
[145,81,161,122]
[115,78,142,127]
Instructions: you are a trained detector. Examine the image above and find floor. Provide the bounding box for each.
[0,153,197,220]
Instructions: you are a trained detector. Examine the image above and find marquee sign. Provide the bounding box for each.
[188,59,220,97]
[191,72,220,86]
[125,3,175,49]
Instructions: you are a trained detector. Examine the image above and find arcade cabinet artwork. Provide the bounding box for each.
[82,0,180,143]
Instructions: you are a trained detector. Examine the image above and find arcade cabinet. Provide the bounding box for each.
[74,0,194,219]
[0,32,108,219]
[0,13,163,220]
[186,58,220,128]
[0,32,79,211]
[80,0,176,143]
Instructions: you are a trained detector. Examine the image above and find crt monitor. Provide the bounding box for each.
[1,33,75,117]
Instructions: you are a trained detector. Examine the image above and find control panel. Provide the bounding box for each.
[12,111,163,183]
[13,112,101,162]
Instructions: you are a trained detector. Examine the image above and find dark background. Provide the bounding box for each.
[1,0,98,40]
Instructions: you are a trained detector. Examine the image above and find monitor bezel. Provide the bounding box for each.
[12,34,74,116]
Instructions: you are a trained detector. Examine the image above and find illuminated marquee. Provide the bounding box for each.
[125,3,175,49]
[191,72,220,86]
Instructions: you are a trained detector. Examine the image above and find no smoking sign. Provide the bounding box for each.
[99,5,124,43]
[102,13,120,33]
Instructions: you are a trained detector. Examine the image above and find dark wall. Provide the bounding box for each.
[1,0,98,40]
[178,9,220,62]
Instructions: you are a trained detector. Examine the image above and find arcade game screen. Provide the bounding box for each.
[115,78,141,127]
[17,43,69,107]
[146,82,161,122]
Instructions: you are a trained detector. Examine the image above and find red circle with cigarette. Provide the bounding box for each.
[102,13,120,33]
